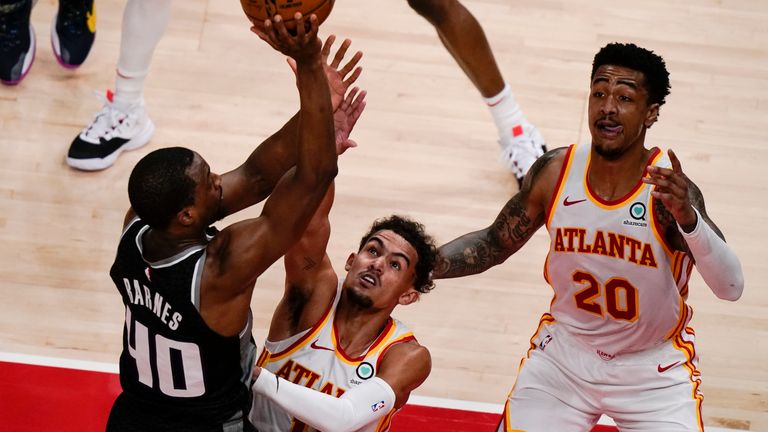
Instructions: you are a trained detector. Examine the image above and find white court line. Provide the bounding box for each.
[0,351,742,432]
[0,351,118,374]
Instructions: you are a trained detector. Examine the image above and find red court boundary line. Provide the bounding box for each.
[0,352,740,432]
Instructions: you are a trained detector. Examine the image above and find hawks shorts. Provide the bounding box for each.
[497,317,704,432]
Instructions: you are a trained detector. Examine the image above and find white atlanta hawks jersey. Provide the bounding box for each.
[250,286,415,432]
[544,143,694,358]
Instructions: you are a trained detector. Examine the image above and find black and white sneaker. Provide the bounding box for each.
[67,90,155,171]
[51,0,95,68]
[0,0,35,85]
[498,121,548,187]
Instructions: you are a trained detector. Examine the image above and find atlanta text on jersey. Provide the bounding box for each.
[552,227,658,268]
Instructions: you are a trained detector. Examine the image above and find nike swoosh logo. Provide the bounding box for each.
[310,340,334,352]
[563,196,587,206]
[657,361,680,373]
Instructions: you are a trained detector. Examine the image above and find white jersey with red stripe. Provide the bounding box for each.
[544,143,694,357]
[250,286,416,432]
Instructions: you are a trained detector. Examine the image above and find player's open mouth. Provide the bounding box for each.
[360,273,378,287]
[597,120,623,137]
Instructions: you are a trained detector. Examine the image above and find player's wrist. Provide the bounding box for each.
[677,206,698,234]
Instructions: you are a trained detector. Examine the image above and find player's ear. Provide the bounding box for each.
[645,103,660,128]
[177,207,195,227]
[398,288,419,306]
[344,253,356,271]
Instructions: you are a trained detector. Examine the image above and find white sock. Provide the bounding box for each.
[483,83,527,143]
[113,0,173,107]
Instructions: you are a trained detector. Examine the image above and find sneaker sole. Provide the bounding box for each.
[1,25,36,86]
[66,119,156,171]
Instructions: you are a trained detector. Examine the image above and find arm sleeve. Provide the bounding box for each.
[252,369,396,432]
[678,207,744,301]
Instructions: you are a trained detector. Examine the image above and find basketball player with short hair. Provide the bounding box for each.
[106,15,364,431]
[434,42,744,431]
[248,181,438,431]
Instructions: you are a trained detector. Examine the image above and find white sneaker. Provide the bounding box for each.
[67,90,155,171]
[498,122,547,186]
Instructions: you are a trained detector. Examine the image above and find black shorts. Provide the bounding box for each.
[106,393,258,432]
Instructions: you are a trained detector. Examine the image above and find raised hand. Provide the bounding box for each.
[286,35,363,111]
[322,35,363,111]
[250,13,322,63]
[334,87,367,154]
[643,149,698,228]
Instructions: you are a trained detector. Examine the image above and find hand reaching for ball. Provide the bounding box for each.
[251,13,322,64]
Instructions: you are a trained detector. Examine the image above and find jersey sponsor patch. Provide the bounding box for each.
[623,202,648,228]
[356,362,374,380]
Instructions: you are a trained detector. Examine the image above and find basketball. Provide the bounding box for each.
[241,0,335,30]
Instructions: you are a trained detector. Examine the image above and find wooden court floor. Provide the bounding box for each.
[1,0,766,429]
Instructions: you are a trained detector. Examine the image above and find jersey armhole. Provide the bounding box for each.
[545,145,576,229]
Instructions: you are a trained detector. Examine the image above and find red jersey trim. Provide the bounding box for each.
[545,145,576,229]
[375,334,418,371]
[266,295,336,361]
[585,147,661,208]
[333,318,396,365]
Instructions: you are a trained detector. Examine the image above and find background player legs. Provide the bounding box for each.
[408,0,503,97]
[66,0,170,171]
[407,0,546,185]
[112,0,171,107]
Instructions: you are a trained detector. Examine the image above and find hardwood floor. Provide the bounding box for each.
[1,0,766,429]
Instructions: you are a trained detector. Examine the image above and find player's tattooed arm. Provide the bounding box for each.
[656,175,725,252]
[434,151,559,279]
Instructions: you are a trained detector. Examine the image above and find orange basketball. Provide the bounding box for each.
[241,0,335,30]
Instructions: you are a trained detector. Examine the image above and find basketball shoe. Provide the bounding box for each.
[67,90,155,171]
[0,0,35,85]
[499,122,547,187]
[51,0,95,68]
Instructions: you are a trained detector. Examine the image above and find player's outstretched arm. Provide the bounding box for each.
[251,341,429,432]
[434,148,565,279]
[202,14,337,336]
[644,149,744,301]
[216,33,363,218]
[268,88,367,340]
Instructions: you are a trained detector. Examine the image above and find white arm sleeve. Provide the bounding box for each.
[678,207,744,301]
[252,369,396,432]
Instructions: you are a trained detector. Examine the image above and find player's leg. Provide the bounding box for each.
[66,0,168,171]
[406,0,546,185]
[498,319,601,431]
[0,0,35,85]
[605,328,704,432]
[51,0,96,68]
[498,387,599,432]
